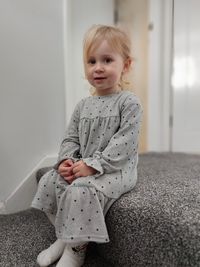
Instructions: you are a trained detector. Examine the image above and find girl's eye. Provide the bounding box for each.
[88,59,96,65]
[104,57,113,64]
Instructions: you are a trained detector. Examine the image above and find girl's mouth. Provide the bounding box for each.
[94,77,106,80]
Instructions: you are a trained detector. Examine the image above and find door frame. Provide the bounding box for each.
[147,0,174,151]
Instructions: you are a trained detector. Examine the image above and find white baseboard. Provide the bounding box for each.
[0,201,6,214]
[0,155,57,215]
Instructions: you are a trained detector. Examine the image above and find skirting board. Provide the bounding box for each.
[0,155,56,215]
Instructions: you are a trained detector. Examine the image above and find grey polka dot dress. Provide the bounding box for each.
[32,90,142,244]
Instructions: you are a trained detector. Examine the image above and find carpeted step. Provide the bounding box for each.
[2,153,199,266]
[35,153,200,267]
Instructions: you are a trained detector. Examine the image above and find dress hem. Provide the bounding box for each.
[56,233,110,244]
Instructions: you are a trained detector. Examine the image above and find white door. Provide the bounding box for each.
[172,0,200,153]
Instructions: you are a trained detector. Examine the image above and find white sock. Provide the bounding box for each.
[37,239,66,266]
[56,243,87,267]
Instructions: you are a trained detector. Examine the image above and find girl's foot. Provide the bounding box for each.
[37,239,66,266]
[56,243,87,267]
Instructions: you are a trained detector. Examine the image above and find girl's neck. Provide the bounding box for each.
[95,87,122,96]
[93,90,122,98]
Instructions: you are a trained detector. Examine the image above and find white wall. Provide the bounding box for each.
[0,0,66,201]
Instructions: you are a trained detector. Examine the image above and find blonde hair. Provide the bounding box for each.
[83,25,132,92]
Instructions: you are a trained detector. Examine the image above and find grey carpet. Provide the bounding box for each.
[0,152,200,267]
[0,208,110,267]
[100,153,200,266]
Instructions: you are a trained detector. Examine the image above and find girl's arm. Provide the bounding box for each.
[82,95,143,177]
[54,102,81,170]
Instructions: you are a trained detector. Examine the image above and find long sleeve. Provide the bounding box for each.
[54,102,81,169]
[82,95,142,176]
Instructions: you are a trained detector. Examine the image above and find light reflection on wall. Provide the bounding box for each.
[172,56,197,90]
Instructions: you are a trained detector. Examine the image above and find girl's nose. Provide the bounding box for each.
[94,62,104,72]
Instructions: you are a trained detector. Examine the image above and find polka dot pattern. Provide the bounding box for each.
[32,172,116,244]
[32,91,142,244]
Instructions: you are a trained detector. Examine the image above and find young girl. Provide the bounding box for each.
[32,25,142,267]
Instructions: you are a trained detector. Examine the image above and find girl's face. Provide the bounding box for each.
[85,40,128,96]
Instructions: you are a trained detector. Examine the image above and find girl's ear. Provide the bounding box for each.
[123,57,132,73]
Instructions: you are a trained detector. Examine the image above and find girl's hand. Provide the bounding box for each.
[58,159,76,183]
[72,160,97,178]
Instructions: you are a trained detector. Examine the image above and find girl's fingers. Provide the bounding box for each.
[60,172,71,177]
[59,159,74,169]
[72,166,79,174]
[59,167,73,177]
[64,175,75,181]
[65,159,74,166]
[73,161,82,167]
[74,171,81,178]
[59,166,73,174]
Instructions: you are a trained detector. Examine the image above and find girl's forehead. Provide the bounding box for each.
[88,39,118,56]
